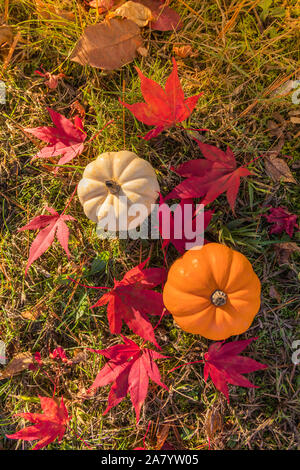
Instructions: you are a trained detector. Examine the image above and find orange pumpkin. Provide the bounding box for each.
[163,243,261,340]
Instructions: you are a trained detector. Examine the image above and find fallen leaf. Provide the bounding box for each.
[264,156,296,183]
[90,259,166,346]
[137,46,148,56]
[266,114,286,156]
[173,45,198,58]
[289,109,300,125]
[203,338,268,402]
[70,100,86,119]
[6,396,70,450]
[156,423,170,449]
[24,108,87,171]
[29,352,43,370]
[21,308,41,321]
[120,57,203,139]
[158,195,213,254]
[166,140,251,213]
[0,352,33,380]
[71,350,88,364]
[0,24,13,47]
[18,207,76,275]
[138,0,183,31]
[205,408,223,439]
[267,116,285,138]
[88,336,168,422]
[264,206,299,237]
[35,68,65,89]
[269,286,281,302]
[111,1,153,27]
[70,18,143,70]
[290,116,300,124]
[88,0,115,13]
[49,347,72,364]
[274,242,300,265]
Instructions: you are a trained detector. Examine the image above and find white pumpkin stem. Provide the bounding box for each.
[105,179,121,195]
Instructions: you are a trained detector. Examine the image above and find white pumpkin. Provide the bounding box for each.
[77,150,160,230]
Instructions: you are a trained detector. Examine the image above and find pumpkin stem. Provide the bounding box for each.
[211,290,227,306]
[105,179,121,195]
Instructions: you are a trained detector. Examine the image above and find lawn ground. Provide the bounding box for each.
[0,0,299,450]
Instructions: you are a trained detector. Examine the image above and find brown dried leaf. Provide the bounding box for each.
[264,156,296,183]
[89,0,115,13]
[0,25,13,47]
[289,109,300,117]
[156,423,170,450]
[269,286,281,302]
[289,110,300,125]
[70,100,86,119]
[45,73,65,89]
[70,18,143,70]
[72,350,88,364]
[266,114,286,156]
[267,119,285,138]
[274,242,300,265]
[173,45,198,58]
[21,308,41,321]
[0,352,33,380]
[137,46,148,56]
[205,408,223,439]
[155,423,178,450]
[111,1,153,27]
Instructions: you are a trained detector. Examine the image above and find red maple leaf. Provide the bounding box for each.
[91,260,166,347]
[35,68,66,89]
[158,195,213,254]
[49,347,72,364]
[18,207,75,275]
[24,108,86,170]
[6,396,70,450]
[29,347,73,371]
[138,0,183,31]
[264,206,299,238]
[119,58,203,140]
[88,336,168,422]
[166,140,251,213]
[203,338,268,402]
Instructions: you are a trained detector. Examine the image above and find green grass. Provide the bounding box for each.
[0,0,300,450]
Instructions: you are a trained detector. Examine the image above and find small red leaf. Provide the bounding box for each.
[204,338,268,402]
[166,140,251,213]
[24,108,86,171]
[91,261,166,346]
[18,207,76,275]
[119,58,202,139]
[158,195,213,253]
[6,396,70,450]
[88,337,168,422]
[264,206,299,238]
